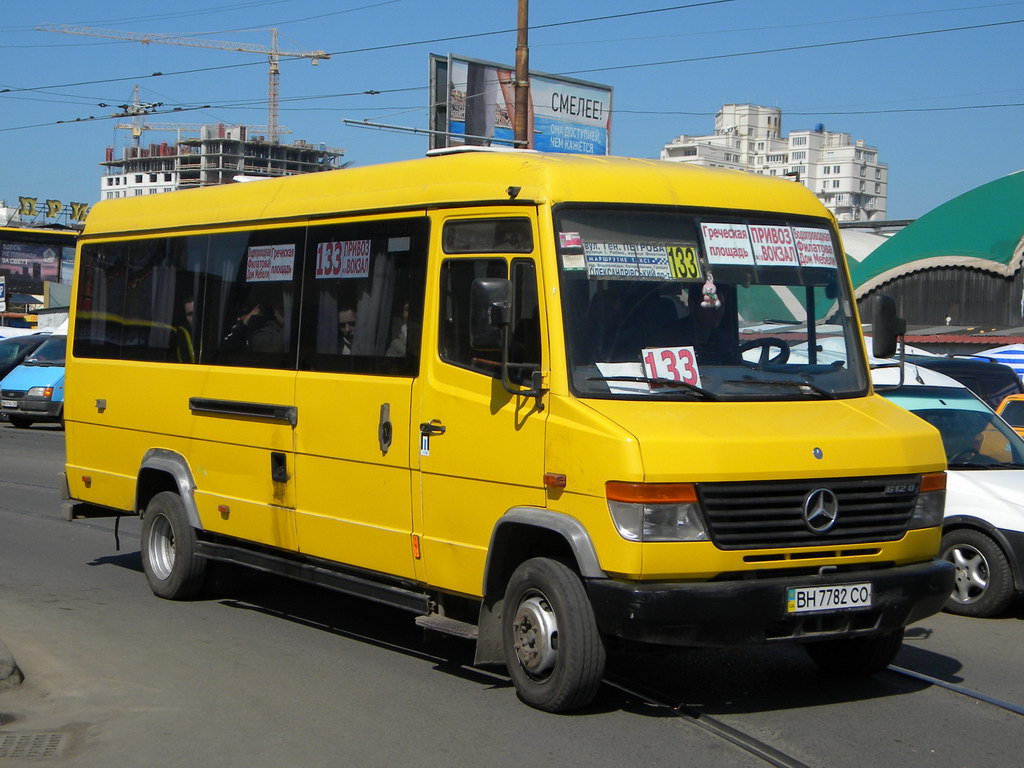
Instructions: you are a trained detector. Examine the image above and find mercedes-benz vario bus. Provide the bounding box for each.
[63,150,954,712]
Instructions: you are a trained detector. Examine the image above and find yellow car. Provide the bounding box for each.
[996,393,1024,437]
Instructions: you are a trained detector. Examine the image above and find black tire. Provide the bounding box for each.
[941,529,1014,617]
[502,557,606,713]
[804,628,904,676]
[8,416,32,429]
[140,491,207,600]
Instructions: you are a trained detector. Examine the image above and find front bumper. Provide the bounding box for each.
[1,398,62,422]
[587,558,954,647]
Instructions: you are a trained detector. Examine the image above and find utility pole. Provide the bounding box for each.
[514,0,530,149]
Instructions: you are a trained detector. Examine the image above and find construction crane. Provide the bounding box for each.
[39,24,330,144]
[112,86,286,147]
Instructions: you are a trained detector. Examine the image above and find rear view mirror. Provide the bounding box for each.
[872,294,906,359]
[470,278,510,352]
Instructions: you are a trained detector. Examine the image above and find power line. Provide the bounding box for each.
[6,10,1018,102]
[0,104,214,134]
[3,9,1022,130]
[561,17,1024,75]
[528,1,1024,50]
[616,103,1024,118]
[5,2,732,94]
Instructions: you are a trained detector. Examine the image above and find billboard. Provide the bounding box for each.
[429,53,612,155]
[0,230,77,296]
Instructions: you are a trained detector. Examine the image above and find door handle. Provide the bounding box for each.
[419,420,446,437]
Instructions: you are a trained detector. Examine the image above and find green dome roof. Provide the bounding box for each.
[849,171,1024,295]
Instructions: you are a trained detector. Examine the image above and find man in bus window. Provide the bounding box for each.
[250,304,286,353]
[175,296,196,363]
[338,307,357,355]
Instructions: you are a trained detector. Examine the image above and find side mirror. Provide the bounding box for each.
[872,294,906,359]
[470,278,510,352]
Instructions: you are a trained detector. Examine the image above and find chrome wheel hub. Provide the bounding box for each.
[148,514,176,580]
[511,594,559,678]
[948,545,988,604]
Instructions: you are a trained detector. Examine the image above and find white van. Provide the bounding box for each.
[874,363,1024,617]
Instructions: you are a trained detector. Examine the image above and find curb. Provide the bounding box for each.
[0,637,24,689]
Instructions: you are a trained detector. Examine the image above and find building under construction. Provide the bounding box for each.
[100,124,346,200]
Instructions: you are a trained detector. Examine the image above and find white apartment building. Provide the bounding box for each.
[100,123,345,200]
[661,104,888,222]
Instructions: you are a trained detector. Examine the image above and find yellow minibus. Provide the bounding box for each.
[63,150,954,712]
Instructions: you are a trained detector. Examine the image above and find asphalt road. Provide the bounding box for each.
[1,420,1023,767]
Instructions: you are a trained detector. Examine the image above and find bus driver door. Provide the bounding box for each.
[414,214,548,597]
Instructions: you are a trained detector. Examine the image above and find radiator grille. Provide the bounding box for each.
[698,475,920,550]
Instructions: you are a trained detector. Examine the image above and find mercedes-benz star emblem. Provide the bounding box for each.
[803,488,839,534]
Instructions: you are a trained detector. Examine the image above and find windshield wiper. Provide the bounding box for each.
[724,378,836,399]
[586,376,719,401]
[25,361,62,367]
[949,461,1024,470]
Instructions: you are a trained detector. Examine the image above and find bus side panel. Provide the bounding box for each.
[292,373,417,579]
[65,359,299,550]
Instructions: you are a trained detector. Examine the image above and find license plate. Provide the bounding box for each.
[787,583,872,613]
[1,399,16,408]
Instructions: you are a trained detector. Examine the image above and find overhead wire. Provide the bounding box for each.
[1,6,1022,132]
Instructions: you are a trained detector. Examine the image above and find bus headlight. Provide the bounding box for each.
[908,472,946,529]
[606,482,708,542]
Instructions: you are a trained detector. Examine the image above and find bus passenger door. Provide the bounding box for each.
[292,217,428,580]
[415,214,548,596]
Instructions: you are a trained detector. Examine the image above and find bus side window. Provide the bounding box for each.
[73,236,204,364]
[509,259,541,384]
[439,258,507,376]
[298,217,427,377]
[73,241,130,360]
[203,228,304,370]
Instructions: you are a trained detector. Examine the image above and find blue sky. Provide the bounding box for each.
[2,0,1021,220]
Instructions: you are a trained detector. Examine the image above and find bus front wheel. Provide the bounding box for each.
[502,557,606,713]
[141,491,207,600]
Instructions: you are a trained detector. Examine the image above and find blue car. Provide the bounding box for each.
[0,335,66,428]
[0,333,50,381]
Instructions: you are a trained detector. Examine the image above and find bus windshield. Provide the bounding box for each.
[555,206,868,401]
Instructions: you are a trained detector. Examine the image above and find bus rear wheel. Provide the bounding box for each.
[141,491,207,600]
[502,557,606,713]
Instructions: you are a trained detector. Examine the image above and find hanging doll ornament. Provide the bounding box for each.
[700,273,721,309]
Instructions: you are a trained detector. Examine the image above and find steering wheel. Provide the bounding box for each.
[739,337,790,365]
[949,448,996,466]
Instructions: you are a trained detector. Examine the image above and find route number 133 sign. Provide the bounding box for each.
[642,346,702,388]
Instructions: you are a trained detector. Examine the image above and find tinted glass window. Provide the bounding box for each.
[74,241,130,359]
[0,337,42,363]
[1001,400,1024,427]
[298,218,428,376]
[443,218,533,254]
[203,228,304,370]
[73,237,205,363]
[439,258,506,375]
[26,336,66,365]
[509,259,542,385]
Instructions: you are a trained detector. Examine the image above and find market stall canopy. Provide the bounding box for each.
[848,170,1024,296]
